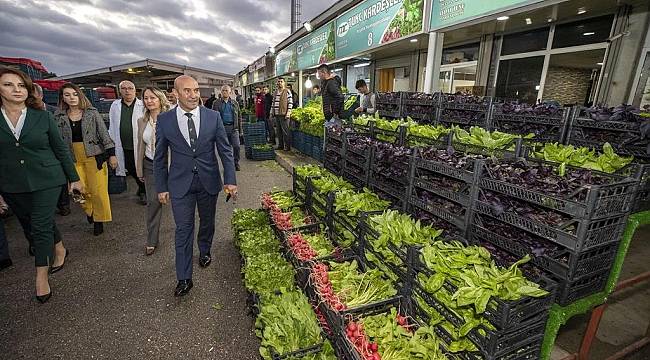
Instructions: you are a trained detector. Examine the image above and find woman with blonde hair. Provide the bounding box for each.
[55,83,116,236]
[136,87,170,255]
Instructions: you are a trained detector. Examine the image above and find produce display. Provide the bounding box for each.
[256,290,335,359]
[242,252,296,296]
[292,97,326,137]
[531,142,633,174]
[452,126,531,151]
[287,231,335,262]
[261,191,301,211]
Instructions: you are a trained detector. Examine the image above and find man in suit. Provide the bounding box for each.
[154,75,237,297]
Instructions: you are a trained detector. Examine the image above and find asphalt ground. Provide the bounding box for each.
[0,155,291,360]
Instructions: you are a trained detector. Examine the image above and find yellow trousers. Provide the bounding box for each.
[72,142,112,222]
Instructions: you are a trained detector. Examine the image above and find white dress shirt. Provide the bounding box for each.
[143,122,155,160]
[1,107,27,140]
[175,105,200,146]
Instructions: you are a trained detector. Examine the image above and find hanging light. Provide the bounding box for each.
[304,22,313,32]
[305,77,313,89]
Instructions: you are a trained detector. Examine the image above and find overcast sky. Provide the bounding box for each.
[0,0,338,76]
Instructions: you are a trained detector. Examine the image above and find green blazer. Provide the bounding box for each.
[0,107,79,193]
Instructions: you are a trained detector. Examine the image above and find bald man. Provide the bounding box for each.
[108,80,146,204]
[154,75,238,297]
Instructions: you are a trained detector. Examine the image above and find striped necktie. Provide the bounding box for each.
[185,112,197,151]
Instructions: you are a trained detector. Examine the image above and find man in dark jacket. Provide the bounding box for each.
[263,85,275,144]
[212,85,242,171]
[204,92,217,109]
[317,63,344,122]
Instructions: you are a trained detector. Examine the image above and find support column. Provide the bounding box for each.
[298,70,303,107]
[423,32,444,94]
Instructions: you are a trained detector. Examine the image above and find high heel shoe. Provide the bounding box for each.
[49,249,69,274]
[93,222,104,236]
[35,291,52,304]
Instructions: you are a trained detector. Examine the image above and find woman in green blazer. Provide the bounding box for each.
[0,67,83,303]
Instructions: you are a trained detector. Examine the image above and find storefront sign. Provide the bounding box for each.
[275,44,298,76]
[430,0,542,30]
[297,21,336,70]
[335,0,424,58]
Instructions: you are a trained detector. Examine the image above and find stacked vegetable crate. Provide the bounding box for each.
[340,132,372,189]
[406,146,481,239]
[375,92,403,119]
[438,94,492,130]
[401,92,440,124]
[243,121,273,160]
[366,141,413,211]
[490,102,571,144]
[324,128,344,174]
[469,157,639,305]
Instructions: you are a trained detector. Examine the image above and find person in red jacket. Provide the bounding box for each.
[254,86,271,142]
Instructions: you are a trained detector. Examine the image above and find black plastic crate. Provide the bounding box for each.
[402,91,440,106]
[242,121,266,136]
[473,194,629,252]
[247,147,275,161]
[476,159,639,220]
[439,108,489,128]
[376,91,403,105]
[412,174,473,207]
[440,94,492,110]
[409,195,469,231]
[412,151,482,183]
[243,133,267,146]
[470,218,619,281]
[555,268,610,306]
[413,252,556,331]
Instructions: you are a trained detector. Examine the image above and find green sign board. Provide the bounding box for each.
[297,21,336,70]
[335,0,424,58]
[430,0,541,30]
[275,44,298,76]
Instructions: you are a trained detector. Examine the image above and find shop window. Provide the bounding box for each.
[633,52,650,109]
[552,15,614,49]
[501,27,549,56]
[543,49,605,106]
[347,64,371,93]
[442,43,479,65]
[495,56,545,104]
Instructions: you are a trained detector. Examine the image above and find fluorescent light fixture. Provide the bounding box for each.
[410,38,418,43]
[583,32,595,36]
[597,62,603,66]
[577,8,587,15]
[303,22,312,32]
[535,85,540,91]
[269,46,275,54]
[547,18,553,23]
[525,18,532,25]
[291,72,295,77]
[305,78,313,89]
[353,62,371,68]
[333,68,343,72]
[496,16,509,21]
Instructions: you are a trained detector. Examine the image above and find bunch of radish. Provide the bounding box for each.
[261,193,277,210]
[312,304,333,336]
[345,321,381,360]
[287,233,318,261]
[396,314,413,333]
[271,210,293,230]
[310,263,346,312]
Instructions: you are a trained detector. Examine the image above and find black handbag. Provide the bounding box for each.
[108,167,127,194]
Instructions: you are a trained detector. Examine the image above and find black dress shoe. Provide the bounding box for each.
[93,222,104,236]
[87,215,94,224]
[235,164,241,171]
[199,254,212,268]
[138,193,147,205]
[49,249,69,274]
[35,291,52,304]
[174,279,193,297]
[0,258,12,271]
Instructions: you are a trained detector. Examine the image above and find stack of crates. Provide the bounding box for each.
[243,121,273,161]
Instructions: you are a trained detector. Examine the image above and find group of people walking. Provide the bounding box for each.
[0,67,238,302]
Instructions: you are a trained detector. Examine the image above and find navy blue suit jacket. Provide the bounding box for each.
[154,106,236,198]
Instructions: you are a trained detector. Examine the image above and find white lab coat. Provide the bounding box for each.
[108,98,145,176]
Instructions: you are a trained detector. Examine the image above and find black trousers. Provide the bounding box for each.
[123,149,146,195]
[0,219,8,262]
[57,184,69,210]
[2,187,62,266]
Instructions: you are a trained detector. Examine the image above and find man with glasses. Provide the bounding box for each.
[109,80,146,204]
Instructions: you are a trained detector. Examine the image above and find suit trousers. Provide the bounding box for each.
[275,116,291,150]
[2,186,62,266]
[0,219,8,261]
[170,174,217,281]
[143,158,163,247]
[223,125,240,166]
[123,149,146,195]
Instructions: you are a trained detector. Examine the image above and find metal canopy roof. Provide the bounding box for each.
[54,58,232,87]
